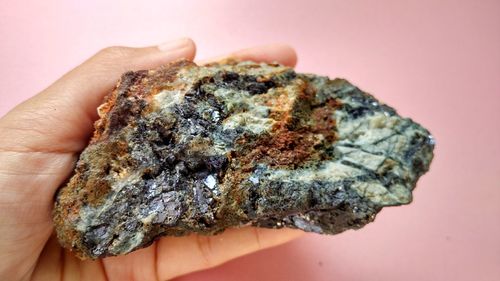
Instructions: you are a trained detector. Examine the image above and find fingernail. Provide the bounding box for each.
[157,38,191,52]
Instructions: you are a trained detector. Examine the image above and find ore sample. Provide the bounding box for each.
[53,59,434,259]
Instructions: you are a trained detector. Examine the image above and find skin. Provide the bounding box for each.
[0,38,303,281]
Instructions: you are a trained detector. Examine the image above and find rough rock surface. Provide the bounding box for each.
[53,60,434,259]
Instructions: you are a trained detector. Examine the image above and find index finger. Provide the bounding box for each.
[198,44,298,67]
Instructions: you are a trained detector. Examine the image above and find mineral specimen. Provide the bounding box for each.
[53,59,434,259]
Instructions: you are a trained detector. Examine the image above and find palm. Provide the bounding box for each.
[0,41,301,281]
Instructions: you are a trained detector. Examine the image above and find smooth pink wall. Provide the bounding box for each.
[1,1,499,280]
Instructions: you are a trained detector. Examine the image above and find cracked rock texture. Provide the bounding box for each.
[53,60,434,259]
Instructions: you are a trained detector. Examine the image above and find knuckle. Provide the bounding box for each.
[96,46,133,59]
[252,227,262,250]
[195,235,215,268]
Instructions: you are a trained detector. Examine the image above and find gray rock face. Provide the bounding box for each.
[53,60,434,259]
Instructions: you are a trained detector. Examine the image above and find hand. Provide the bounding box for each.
[0,38,302,281]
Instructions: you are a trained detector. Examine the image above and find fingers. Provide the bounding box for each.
[198,44,298,67]
[101,243,158,281]
[0,41,298,154]
[0,38,196,152]
[156,227,304,280]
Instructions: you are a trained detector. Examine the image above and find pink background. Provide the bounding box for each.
[1,0,499,280]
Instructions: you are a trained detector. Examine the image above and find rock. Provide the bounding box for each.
[53,60,434,259]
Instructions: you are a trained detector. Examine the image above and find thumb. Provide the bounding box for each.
[0,38,196,153]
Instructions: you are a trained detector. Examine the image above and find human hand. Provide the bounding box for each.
[0,38,302,281]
